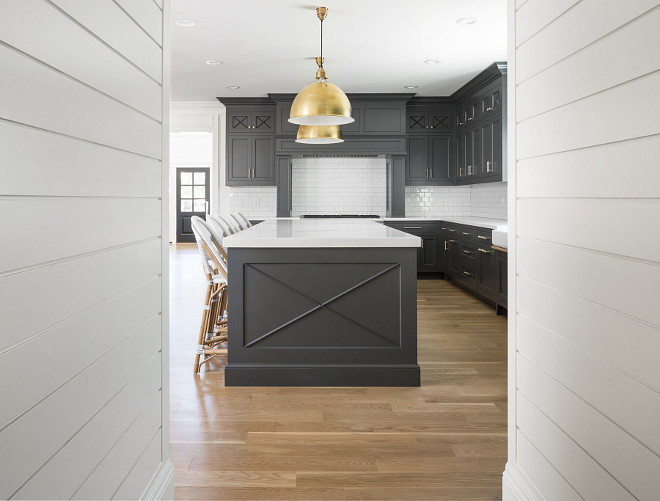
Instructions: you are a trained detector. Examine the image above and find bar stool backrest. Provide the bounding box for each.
[205,217,229,259]
[219,215,241,234]
[229,213,248,231]
[207,214,232,237]
[235,212,253,228]
[191,216,227,280]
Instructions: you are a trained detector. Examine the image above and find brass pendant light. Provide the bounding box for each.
[289,7,354,126]
[296,124,344,144]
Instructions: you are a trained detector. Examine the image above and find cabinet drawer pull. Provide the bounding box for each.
[462,232,471,236]
[477,235,490,240]
[462,249,473,255]
[486,107,493,111]
[463,271,473,277]
[403,226,422,229]
[478,248,491,254]
[449,240,456,243]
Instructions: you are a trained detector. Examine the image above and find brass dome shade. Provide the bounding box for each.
[295,124,344,144]
[289,81,353,125]
[288,7,353,126]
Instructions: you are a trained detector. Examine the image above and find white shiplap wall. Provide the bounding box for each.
[505,0,660,499]
[0,1,172,499]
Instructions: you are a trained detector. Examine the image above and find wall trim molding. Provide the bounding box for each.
[503,462,545,501]
[141,459,175,500]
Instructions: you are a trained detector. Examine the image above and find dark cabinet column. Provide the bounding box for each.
[389,155,406,218]
[276,156,292,217]
[406,136,429,182]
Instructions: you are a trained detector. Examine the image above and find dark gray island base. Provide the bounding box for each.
[225,246,420,386]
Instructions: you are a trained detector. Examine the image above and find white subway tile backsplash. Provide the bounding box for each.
[227,186,277,219]
[291,157,388,216]
[405,182,508,220]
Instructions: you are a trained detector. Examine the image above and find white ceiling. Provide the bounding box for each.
[171,0,507,102]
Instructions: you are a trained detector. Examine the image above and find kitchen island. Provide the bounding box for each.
[222,219,421,386]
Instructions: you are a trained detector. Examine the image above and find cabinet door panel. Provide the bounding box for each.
[419,234,439,271]
[253,136,274,180]
[251,110,275,133]
[481,117,502,179]
[406,136,429,181]
[477,247,497,299]
[363,107,403,133]
[407,111,428,132]
[228,112,251,132]
[456,134,466,181]
[228,135,250,180]
[429,112,451,133]
[429,136,451,182]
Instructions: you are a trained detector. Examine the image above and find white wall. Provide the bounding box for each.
[0,1,172,498]
[504,1,660,499]
[291,157,388,217]
[170,102,225,241]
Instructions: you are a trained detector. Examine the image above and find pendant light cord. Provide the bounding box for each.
[320,18,323,67]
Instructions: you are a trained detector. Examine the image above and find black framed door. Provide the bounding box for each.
[176,167,210,243]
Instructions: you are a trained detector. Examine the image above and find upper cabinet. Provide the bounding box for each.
[454,63,507,185]
[407,108,452,134]
[218,98,277,186]
[227,108,275,133]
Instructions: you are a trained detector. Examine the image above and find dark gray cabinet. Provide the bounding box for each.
[227,108,275,133]
[406,135,452,185]
[407,109,452,134]
[227,134,275,185]
[496,249,508,315]
[384,222,440,272]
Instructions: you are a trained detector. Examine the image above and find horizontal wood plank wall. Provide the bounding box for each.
[511,0,660,498]
[0,1,166,499]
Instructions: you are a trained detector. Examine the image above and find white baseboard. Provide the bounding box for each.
[503,462,544,501]
[141,459,175,500]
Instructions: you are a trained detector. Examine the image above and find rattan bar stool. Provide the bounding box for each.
[221,214,242,234]
[191,217,229,373]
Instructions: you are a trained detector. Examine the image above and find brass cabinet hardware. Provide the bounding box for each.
[477,235,489,240]
[429,168,433,177]
[478,248,491,254]
[462,249,473,255]
[462,232,471,236]
[463,271,473,277]
[403,226,422,229]
[444,241,448,250]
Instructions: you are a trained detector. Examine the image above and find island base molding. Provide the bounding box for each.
[225,364,421,387]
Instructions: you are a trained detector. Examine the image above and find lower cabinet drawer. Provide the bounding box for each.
[460,243,476,259]
[459,261,478,290]
[387,222,438,234]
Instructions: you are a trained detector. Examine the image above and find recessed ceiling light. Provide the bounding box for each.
[404,85,419,89]
[424,59,440,65]
[205,60,224,65]
[226,85,240,90]
[175,19,196,27]
[457,17,476,25]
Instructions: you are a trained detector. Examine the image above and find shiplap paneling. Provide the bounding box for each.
[517,356,660,500]
[153,0,163,10]
[49,0,163,82]
[110,430,163,500]
[517,315,660,456]
[517,393,635,501]
[517,198,660,262]
[114,0,163,46]
[0,278,162,431]
[511,0,660,499]
[515,0,579,47]
[517,69,660,159]
[0,319,160,499]
[517,277,660,393]
[516,0,660,83]
[0,197,161,273]
[516,432,582,501]
[0,44,161,158]
[517,133,660,199]
[518,6,660,120]
[517,238,660,327]
[14,361,161,500]
[1,0,162,121]
[1,1,167,498]
[0,120,161,198]
[0,239,161,354]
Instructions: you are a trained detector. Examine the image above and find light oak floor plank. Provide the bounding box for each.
[169,244,507,500]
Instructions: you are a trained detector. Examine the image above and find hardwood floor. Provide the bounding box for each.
[170,244,507,500]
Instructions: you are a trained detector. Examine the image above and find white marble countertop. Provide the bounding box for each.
[224,219,422,248]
